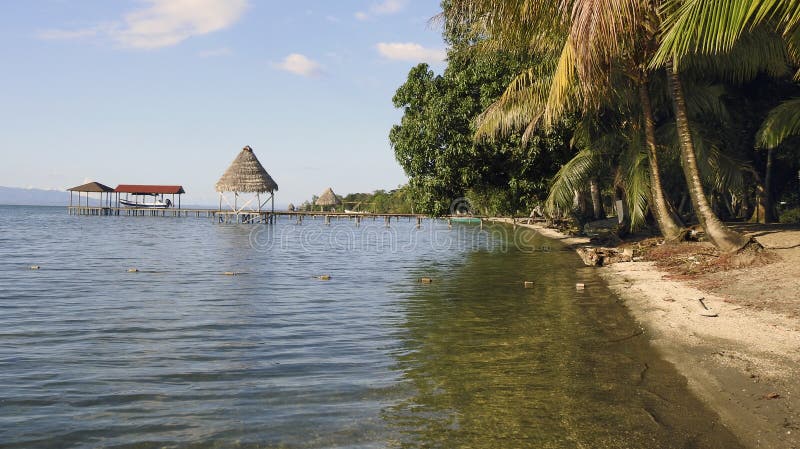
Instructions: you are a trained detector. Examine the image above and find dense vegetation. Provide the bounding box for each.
[388,0,800,252]
[296,187,416,214]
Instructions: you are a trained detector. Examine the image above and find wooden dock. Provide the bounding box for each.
[66,206,438,226]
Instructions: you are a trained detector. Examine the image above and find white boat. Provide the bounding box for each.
[344,209,368,214]
[120,197,172,208]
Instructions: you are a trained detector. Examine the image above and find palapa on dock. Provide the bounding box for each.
[216,145,278,222]
[315,187,340,211]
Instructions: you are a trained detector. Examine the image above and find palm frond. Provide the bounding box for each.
[617,130,650,230]
[569,0,643,101]
[756,97,800,148]
[543,38,580,128]
[544,147,603,214]
[659,121,746,193]
[653,0,800,67]
[684,83,730,124]
[683,28,790,82]
[445,0,570,52]
[693,134,746,192]
[474,67,552,141]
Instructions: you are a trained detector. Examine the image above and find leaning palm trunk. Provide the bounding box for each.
[639,80,686,241]
[666,63,753,252]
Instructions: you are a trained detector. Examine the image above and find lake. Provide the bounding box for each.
[0,206,742,448]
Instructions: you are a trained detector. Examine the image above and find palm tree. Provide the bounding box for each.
[754,94,800,221]
[545,112,655,231]
[447,0,688,240]
[651,0,800,244]
[666,61,755,250]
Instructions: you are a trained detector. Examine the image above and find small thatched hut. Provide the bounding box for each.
[216,146,278,212]
[315,187,340,211]
[287,203,295,212]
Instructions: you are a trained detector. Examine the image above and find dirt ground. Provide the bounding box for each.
[701,224,800,321]
[601,224,800,449]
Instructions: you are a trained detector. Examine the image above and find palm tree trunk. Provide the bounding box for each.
[613,178,630,237]
[749,168,769,223]
[639,80,686,241]
[589,178,603,219]
[764,147,775,222]
[666,62,753,252]
[738,186,750,219]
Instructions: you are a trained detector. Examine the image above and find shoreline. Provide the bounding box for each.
[489,217,800,449]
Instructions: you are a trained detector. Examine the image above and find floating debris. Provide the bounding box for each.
[317,275,331,281]
[29,265,41,270]
[420,277,433,284]
[127,268,139,273]
[223,271,238,276]
[576,283,585,290]
[523,281,534,288]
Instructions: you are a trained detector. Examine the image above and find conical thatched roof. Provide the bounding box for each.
[315,187,340,206]
[216,146,278,193]
[287,203,295,211]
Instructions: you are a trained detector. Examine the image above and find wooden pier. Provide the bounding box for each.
[66,206,439,226]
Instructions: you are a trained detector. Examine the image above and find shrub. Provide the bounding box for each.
[779,207,800,224]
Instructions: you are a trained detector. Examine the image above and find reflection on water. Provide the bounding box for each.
[0,206,741,448]
[385,231,741,448]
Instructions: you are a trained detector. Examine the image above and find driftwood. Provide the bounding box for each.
[576,246,634,267]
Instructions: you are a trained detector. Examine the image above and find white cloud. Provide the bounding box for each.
[376,42,446,63]
[355,0,407,20]
[37,0,248,49]
[274,53,323,77]
[371,0,407,15]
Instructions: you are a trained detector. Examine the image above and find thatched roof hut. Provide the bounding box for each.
[315,187,340,206]
[216,146,278,193]
[287,203,295,212]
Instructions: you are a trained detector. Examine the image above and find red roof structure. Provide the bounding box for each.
[115,185,185,195]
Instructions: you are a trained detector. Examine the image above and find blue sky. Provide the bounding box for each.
[0,0,446,206]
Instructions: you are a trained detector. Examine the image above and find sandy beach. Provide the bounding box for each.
[492,218,800,449]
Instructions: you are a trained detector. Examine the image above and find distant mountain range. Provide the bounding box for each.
[0,186,222,209]
[0,186,68,206]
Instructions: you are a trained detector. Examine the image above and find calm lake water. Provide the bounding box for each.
[0,205,742,448]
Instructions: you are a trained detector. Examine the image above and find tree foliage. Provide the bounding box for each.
[389,30,573,216]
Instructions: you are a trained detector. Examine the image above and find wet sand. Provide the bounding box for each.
[490,218,800,448]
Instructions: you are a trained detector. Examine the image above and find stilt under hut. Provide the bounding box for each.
[215,145,279,223]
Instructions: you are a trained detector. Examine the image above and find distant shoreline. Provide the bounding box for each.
[489,217,800,449]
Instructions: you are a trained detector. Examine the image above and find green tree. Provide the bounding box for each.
[653,0,800,223]
[390,15,574,216]
[447,0,690,239]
